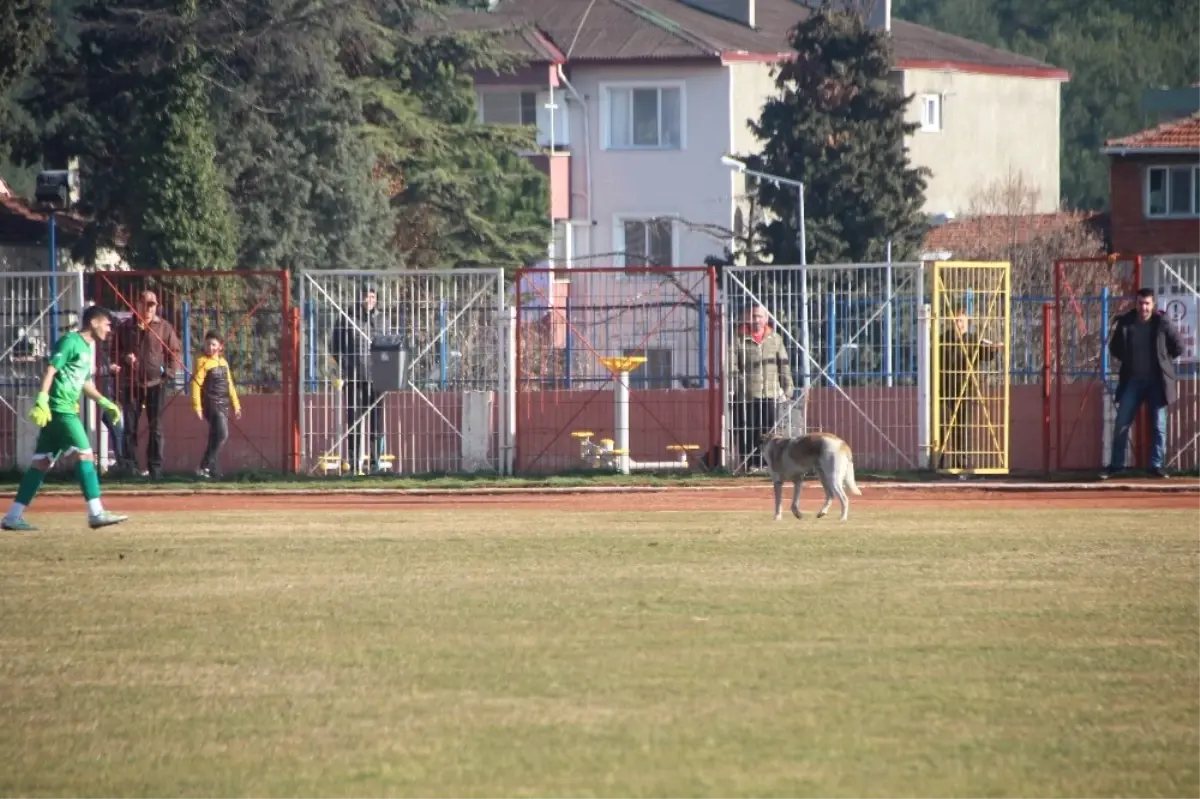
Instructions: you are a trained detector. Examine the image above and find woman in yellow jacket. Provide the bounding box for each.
[190,331,242,478]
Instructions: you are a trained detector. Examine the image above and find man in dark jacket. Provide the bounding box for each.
[1103,287,1184,478]
[111,291,181,479]
[330,284,383,474]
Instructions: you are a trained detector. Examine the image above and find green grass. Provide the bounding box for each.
[0,508,1197,797]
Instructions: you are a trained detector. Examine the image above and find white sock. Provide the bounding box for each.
[86,498,104,517]
[6,502,26,520]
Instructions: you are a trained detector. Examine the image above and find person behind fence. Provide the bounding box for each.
[330,283,383,474]
[938,309,1002,471]
[1102,287,1183,479]
[729,304,794,469]
[113,290,181,479]
[191,330,242,479]
[96,359,126,470]
[2,305,127,531]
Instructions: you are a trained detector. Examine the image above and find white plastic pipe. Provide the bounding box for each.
[917,302,931,469]
[614,369,630,474]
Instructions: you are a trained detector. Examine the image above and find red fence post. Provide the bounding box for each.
[1042,301,1053,475]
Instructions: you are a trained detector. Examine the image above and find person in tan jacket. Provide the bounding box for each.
[729,304,795,469]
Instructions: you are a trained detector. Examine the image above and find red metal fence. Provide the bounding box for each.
[87,270,295,474]
[513,266,720,474]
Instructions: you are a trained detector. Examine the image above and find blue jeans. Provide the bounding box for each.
[1110,377,1168,470]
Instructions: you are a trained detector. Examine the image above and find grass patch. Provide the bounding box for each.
[0,507,1196,796]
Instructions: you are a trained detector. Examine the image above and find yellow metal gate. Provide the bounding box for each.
[931,261,1011,474]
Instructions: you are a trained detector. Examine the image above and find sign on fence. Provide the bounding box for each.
[1164,295,1198,362]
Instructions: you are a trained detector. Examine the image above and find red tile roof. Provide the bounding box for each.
[446,0,1067,77]
[1103,112,1200,153]
[922,212,1108,255]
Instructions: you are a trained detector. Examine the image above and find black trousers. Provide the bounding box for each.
[200,411,229,474]
[938,393,978,470]
[121,384,166,473]
[344,379,382,468]
[734,398,777,469]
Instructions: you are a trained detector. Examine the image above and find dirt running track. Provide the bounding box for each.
[20,487,1200,513]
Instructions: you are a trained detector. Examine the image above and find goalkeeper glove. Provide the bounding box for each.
[27,392,51,427]
[98,397,121,427]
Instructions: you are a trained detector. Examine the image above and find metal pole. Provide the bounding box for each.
[48,214,58,349]
[885,239,894,387]
[614,369,630,475]
[797,183,810,389]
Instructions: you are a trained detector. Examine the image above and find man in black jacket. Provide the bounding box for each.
[938,310,1003,471]
[1103,287,1184,478]
[330,284,383,474]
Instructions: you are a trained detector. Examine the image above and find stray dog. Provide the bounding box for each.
[762,432,862,521]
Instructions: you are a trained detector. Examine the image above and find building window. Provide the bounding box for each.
[604,85,683,149]
[619,218,675,267]
[479,91,538,126]
[624,348,673,389]
[1146,165,1200,218]
[919,94,942,132]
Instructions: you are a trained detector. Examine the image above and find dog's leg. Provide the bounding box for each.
[773,479,784,521]
[834,473,849,521]
[815,467,834,518]
[791,477,803,519]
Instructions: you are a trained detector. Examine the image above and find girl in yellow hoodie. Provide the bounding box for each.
[190,331,241,478]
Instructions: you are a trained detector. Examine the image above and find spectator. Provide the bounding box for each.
[190,330,242,479]
[728,304,794,470]
[938,310,1003,472]
[330,283,383,474]
[112,291,181,479]
[1102,287,1183,479]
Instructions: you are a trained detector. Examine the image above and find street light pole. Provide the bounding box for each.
[721,155,811,388]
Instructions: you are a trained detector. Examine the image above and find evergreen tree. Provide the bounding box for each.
[127,0,238,270]
[746,4,929,265]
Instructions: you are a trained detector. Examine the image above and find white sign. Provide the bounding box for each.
[1164,295,1199,362]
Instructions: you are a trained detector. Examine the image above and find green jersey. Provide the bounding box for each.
[46,332,94,414]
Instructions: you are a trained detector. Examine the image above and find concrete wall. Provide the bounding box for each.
[901,69,1063,215]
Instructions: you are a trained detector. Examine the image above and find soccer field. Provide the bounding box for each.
[0,490,1196,797]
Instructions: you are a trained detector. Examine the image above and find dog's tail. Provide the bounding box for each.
[841,441,862,495]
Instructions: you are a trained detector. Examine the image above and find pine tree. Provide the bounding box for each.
[127,0,238,271]
[746,4,929,265]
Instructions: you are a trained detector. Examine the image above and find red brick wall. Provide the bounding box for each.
[1109,156,1200,255]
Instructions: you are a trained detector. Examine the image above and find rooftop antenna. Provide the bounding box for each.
[566,0,598,58]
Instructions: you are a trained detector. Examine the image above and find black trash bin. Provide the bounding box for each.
[369,335,410,392]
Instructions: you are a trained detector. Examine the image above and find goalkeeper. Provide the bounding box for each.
[2,305,128,531]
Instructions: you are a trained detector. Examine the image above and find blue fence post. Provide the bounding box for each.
[1100,287,1110,389]
[438,299,448,389]
[182,301,192,382]
[564,296,573,388]
[306,300,316,393]
[826,292,837,382]
[697,297,706,388]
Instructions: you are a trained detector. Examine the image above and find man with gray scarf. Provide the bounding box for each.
[330,283,384,474]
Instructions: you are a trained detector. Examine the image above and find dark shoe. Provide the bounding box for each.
[1099,467,1123,480]
[1150,467,1168,479]
[148,469,163,481]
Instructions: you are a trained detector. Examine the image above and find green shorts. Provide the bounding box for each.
[34,413,92,461]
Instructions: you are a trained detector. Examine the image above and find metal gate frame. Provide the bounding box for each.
[930,261,1011,475]
[91,269,294,474]
[1143,253,1200,470]
[721,262,926,474]
[297,269,507,476]
[513,266,720,474]
[1053,256,1142,471]
[0,271,89,470]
